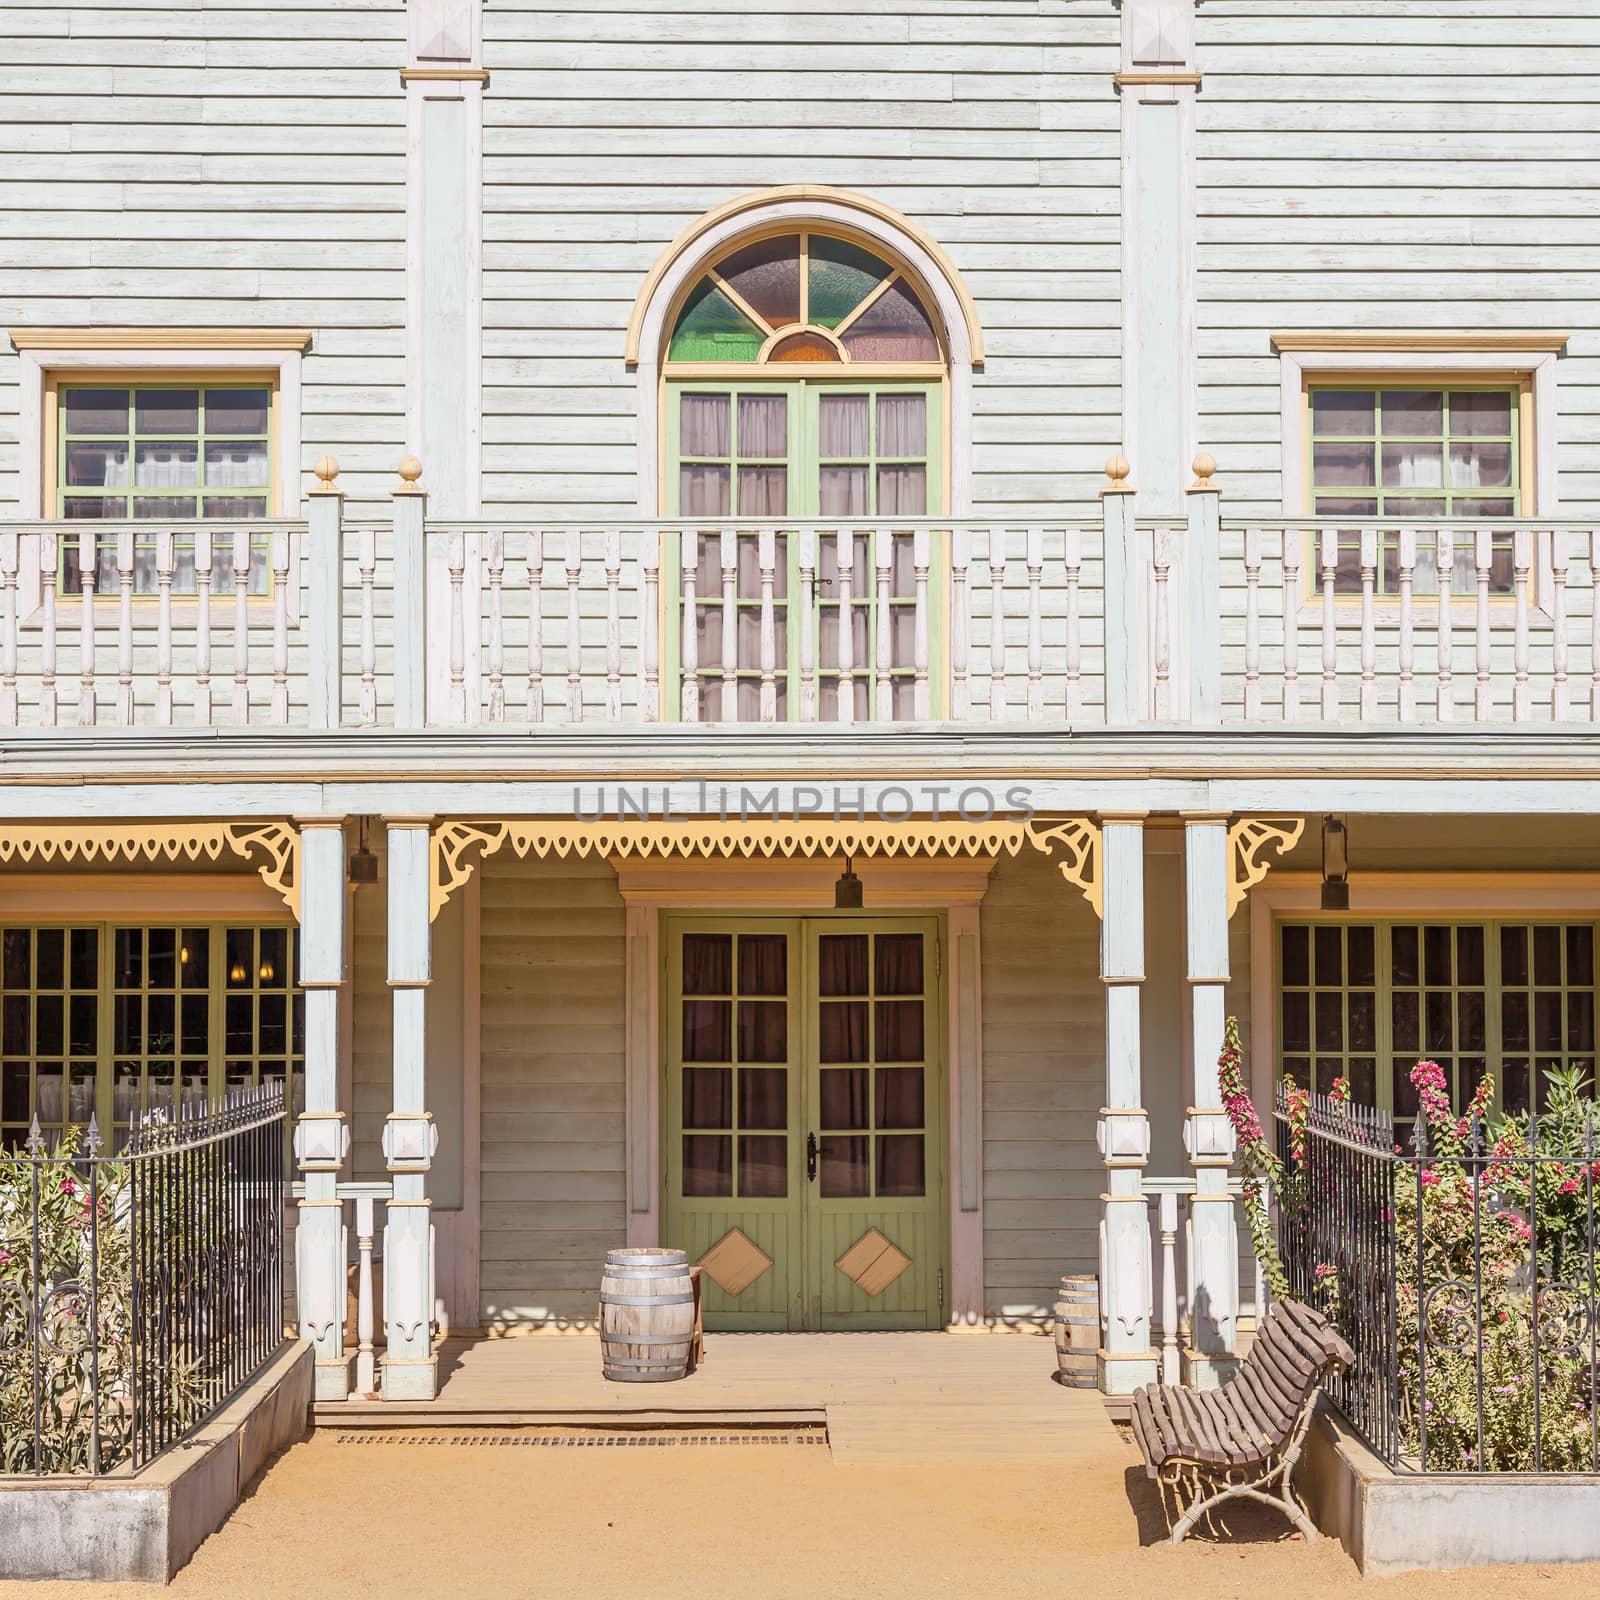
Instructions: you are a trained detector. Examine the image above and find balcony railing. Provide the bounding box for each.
[1,461,1596,735]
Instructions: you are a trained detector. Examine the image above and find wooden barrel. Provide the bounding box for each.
[599,1247,696,1383]
[1054,1274,1100,1388]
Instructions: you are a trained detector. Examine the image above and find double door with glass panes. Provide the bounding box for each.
[666,381,943,722]
[663,916,944,1330]
[0,923,303,1151]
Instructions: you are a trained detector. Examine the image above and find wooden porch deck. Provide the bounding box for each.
[313,1331,1123,1463]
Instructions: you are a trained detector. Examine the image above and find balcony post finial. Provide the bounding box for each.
[394,454,425,495]
[311,455,343,497]
[1102,452,1135,495]
[1188,452,1219,494]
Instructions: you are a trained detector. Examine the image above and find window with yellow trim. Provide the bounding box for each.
[56,382,275,596]
[1307,383,1522,596]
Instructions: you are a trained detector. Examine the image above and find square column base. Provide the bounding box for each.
[1182,1349,1241,1391]
[381,1356,439,1402]
[314,1357,356,1403]
[1098,1349,1159,1396]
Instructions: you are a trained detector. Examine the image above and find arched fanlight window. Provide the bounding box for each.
[667,232,942,366]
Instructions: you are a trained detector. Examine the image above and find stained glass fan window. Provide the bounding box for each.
[667,233,939,366]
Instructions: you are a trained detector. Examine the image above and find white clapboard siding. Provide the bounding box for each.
[979,849,1105,1323]
[481,3,1121,519]
[1195,2,1600,522]
[979,848,1259,1327]
[479,851,628,1330]
[0,3,407,517]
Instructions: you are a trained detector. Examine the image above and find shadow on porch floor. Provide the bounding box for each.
[315,1330,1121,1462]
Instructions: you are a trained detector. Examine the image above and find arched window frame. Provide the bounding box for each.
[628,187,983,516]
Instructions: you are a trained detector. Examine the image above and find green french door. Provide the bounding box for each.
[663,914,945,1330]
[663,380,947,724]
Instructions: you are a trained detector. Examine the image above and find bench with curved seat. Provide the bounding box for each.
[1130,1299,1356,1545]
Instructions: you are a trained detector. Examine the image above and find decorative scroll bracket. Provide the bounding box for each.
[1024,817,1102,918]
[430,816,1106,921]
[0,822,302,919]
[1226,816,1305,918]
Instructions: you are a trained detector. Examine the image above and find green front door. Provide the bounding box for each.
[663,915,945,1330]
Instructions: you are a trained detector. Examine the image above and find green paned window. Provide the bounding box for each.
[1278,921,1597,1128]
[1,922,303,1154]
[1308,385,1521,596]
[57,383,274,596]
[662,230,948,722]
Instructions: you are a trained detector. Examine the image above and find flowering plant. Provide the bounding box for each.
[1217,1016,1289,1300]
[1362,1060,1593,1470]
[0,1128,208,1474]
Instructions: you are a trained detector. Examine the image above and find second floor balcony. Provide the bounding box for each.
[2,457,1598,741]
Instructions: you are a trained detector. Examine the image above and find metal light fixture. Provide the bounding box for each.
[348,816,378,886]
[1320,815,1349,911]
[834,855,864,910]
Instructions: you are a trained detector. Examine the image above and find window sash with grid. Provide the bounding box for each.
[57,382,274,597]
[1308,385,1521,597]
[0,923,304,1155]
[1277,920,1597,1124]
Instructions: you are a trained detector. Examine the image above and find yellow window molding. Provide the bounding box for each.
[1272,331,1568,356]
[626,186,984,368]
[10,328,312,352]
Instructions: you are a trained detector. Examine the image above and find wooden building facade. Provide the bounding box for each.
[2,0,1599,1402]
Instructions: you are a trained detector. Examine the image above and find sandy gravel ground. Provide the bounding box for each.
[11,1428,1600,1600]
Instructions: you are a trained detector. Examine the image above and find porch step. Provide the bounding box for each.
[312,1401,828,1432]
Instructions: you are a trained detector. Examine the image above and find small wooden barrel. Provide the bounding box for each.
[599,1247,696,1383]
[1054,1274,1100,1388]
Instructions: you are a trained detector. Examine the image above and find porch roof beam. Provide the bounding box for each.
[6,772,1600,819]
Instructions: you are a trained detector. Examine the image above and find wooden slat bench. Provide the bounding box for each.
[1130,1299,1356,1545]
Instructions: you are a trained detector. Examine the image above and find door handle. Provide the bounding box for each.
[806,1131,818,1183]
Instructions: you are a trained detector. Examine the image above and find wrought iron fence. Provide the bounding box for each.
[1276,1079,1600,1474]
[0,1084,286,1476]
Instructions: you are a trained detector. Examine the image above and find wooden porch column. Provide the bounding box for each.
[382,816,438,1400]
[292,816,351,1401]
[1098,814,1157,1393]
[1183,814,1239,1387]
